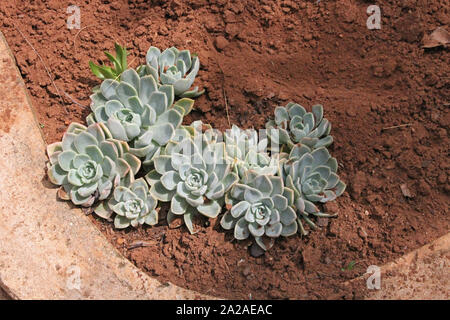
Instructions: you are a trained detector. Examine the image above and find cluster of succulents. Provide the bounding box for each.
[47,43,346,255]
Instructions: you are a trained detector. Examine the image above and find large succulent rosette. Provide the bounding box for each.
[87,69,193,166]
[221,172,298,250]
[47,122,140,207]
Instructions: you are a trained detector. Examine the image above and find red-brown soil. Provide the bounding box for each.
[0,0,448,299]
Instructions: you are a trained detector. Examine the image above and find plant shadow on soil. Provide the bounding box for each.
[0,0,448,299]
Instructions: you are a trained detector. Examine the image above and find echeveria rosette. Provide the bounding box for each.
[224,125,266,160]
[143,46,204,98]
[47,122,141,207]
[87,69,194,166]
[266,102,332,151]
[221,172,298,251]
[285,147,346,234]
[239,150,281,178]
[146,136,239,234]
[94,178,158,229]
[223,125,279,178]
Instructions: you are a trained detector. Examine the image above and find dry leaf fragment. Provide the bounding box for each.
[422,27,450,48]
[400,183,414,198]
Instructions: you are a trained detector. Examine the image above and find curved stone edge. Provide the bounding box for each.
[0,288,10,300]
[0,31,216,300]
[332,232,449,300]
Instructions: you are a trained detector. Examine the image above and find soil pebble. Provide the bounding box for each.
[249,243,265,258]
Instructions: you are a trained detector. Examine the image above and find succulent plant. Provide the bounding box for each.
[142,46,204,98]
[221,172,298,250]
[284,147,346,234]
[47,122,140,207]
[266,102,332,151]
[89,43,128,80]
[94,178,158,229]
[239,150,281,178]
[87,69,194,166]
[223,125,279,178]
[146,123,239,233]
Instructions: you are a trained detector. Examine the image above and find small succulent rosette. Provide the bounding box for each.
[87,69,194,166]
[284,146,346,234]
[142,46,204,98]
[47,122,140,207]
[146,123,239,233]
[266,102,333,151]
[94,178,158,229]
[221,172,298,251]
[223,125,279,178]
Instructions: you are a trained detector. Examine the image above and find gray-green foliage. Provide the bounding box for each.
[95,178,158,229]
[284,145,346,234]
[142,46,204,98]
[146,122,239,233]
[87,69,194,166]
[47,42,347,256]
[47,122,140,207]
[221,172,298,250]
[266,102,332,151]
[224,125,279,178]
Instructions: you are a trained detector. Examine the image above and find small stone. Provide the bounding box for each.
[116,238,125,245]
[214,36,229,51]
[249,243,265,257]
[400,183,414,198]
[242,266,251,276]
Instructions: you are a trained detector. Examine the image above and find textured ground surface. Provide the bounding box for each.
[0,0,448,299]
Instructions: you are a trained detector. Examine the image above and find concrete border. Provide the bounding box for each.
[0,31,213,300]
[360,233,449,300]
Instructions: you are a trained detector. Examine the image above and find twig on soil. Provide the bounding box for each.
[14,24,66,110]
[63,91,88,108]
[381,123,412,131]
[73,25,96,52]
[127,240,156,250]
[222,88,231,128]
